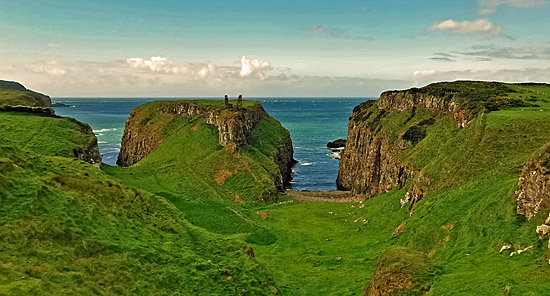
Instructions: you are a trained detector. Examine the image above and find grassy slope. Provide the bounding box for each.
[130,83,549,295]
[103,100,291,235]
[0,112,277,295]
[99,84,550,295]
[4,83,550,295]
[0,81,51,107]
[249,83,550,295]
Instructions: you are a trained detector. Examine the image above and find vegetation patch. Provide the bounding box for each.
[363,247,431,296]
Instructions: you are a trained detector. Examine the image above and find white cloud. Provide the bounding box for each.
[239,56,271,77]
[125,56,271,80]
[25,61,67,76]
[413,70,437,77]
[478,0,547,15]
[429,19,503,35]
[126,57,184,74]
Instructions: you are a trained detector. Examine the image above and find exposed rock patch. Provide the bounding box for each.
[377,90,473,128]
[516,143,550,219]
[72,121,102,166]
[364,247,430,296]
[327,139,346,149]
[336,116,415,196]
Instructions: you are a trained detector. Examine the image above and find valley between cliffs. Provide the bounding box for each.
[4,80,550,296]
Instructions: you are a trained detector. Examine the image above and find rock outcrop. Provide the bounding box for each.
[377,89,472,128]
[337,87,479,198]
[72,121,102,166]
[0,105,55,116]
[117,100,294,191]
[516,143,550,219]
[336,115,414,196]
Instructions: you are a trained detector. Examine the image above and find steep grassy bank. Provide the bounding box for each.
[110,99,293,196]
[333,82,550,294]
[0,89,279,295]
[4,81,550,295]
[0,80,52,108]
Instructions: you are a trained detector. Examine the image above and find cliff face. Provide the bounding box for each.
[516,143,550,219]
[336,116,414,196]
[378,90,472,127]
[336,89,471,198]
[73,121,102,167]
[117,100,294,191]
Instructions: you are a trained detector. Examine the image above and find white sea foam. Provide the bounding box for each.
[300,162,313,166]
[98,141,107,144]
[93,128,118,133]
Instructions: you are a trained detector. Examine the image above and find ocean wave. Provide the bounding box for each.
[101,148,120,152]
[98,141,107,144]
[300,162,313,166]
[93,128,118,133]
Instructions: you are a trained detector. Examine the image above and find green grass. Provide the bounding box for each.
[0,84,51,108]
[3,82,550,295]
[0,112,278,295]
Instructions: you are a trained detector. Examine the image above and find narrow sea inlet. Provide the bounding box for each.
[53,97,367,191]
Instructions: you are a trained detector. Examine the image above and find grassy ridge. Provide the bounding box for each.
[3,82,550,295]
[0,80,51,108]
[0,112,278,295]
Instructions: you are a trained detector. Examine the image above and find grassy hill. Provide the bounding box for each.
[2,81,550,295]
[0,110,278,294]
[0,80,52,108]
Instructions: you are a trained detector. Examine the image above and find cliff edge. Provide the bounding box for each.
[337,81,528,200]
[116,100,294,194]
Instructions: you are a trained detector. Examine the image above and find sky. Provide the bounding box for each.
[1,0,549,97]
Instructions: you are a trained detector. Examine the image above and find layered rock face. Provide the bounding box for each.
[337,89,471,198]
[516,143,550,219]
[336,117,414,196]
[378,90,471,127]
[117,101,294,190]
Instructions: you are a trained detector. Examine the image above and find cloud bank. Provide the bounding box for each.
[429,19,503,35]
[12,56,409,97]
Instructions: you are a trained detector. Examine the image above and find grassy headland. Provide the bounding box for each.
[2,81,550,295]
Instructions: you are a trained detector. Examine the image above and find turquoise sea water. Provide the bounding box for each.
[53,97,369,191]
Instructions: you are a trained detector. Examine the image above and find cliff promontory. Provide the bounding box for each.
[116,99,294,196]
[0,80,52,108]
[337,81,528,200]
[336,81,550,295]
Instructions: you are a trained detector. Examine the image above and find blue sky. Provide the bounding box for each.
[1,0,549,97]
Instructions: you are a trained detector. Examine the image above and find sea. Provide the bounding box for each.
[53,97,369,191]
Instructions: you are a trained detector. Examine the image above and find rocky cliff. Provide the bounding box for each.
[516,143,550,219]
[336,88,471,198]
[117,100,294,191]
[337,81,520,199]
[336,110,415,197]
[73,120,102,167]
